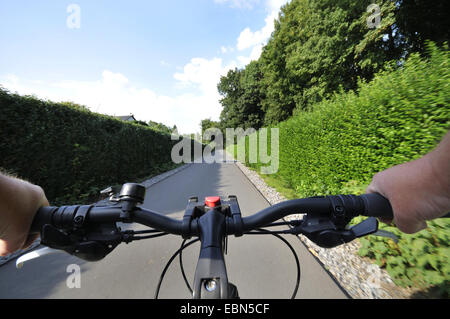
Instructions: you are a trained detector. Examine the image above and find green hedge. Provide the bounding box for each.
[0,90,178,204]
[241,42,450,295]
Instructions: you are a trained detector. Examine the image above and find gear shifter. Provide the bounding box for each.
[292,216,379,248]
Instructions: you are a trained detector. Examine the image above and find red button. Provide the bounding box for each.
[205,196,221,208]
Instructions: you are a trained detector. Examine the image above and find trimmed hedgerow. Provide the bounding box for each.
[0,90,178,204]
[240,42,449,295]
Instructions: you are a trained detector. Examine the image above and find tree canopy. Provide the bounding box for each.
[211,0,449,129]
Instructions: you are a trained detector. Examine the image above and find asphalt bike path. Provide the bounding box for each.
[0,160,347,299]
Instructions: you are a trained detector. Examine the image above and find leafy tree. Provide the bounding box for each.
[218,68,244,129]
[217,0,449,128]
[395,0,450,56]
[218,61,265,130]
[260,0,398,124]
[199,118,219,145]
[147,120,172,134]
[238,61,266,129]
[200,118,219,135]
[135,120,149,127]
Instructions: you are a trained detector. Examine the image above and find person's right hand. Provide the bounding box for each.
[366,152,450,234]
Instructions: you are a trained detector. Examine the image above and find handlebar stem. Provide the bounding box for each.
[192,207,229,299]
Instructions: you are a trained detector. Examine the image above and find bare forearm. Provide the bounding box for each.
[427,131,450,193]
[366,130,450,234]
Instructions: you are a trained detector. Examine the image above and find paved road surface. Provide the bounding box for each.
[0,161,347,299]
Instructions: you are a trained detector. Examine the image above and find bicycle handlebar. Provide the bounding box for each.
[31,193,396,236]
[27,187,449,299]
[30,205,184,235]
[359,193,393,218]
[31,191,450,238]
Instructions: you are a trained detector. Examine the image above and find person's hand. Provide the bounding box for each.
[0,175,49,256]
[366,152,450,234]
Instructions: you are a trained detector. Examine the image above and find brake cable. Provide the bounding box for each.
[179,239,193,295]
[249,228,301,299]
[155,238,200,299]
[121,229,169,242]
[130,232,169,240]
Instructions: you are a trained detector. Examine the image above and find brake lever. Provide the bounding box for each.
[373,229,399,243]
[350,217,379,238]
[38,224,123,262]
[16,246,61,269]
[100,186,120,203]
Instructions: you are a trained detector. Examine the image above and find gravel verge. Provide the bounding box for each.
[232,160,415,299]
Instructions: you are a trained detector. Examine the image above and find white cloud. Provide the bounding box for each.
[1,1,291,135]
[174,57,224,93]
[235,0,289,63]
[172,56,238,125]
[236,44,263,67]
[266,0,288,12]
[214,0,261,9]
[0,59,236,135]
[237,12,275,51]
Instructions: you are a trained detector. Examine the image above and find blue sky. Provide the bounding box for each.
[0,0,288,133]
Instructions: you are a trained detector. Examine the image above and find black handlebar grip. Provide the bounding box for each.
[359,193,394,219]
[29,206,58,234]
[359,194,450,219]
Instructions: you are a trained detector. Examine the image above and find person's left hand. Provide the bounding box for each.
[0,175,49,256]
